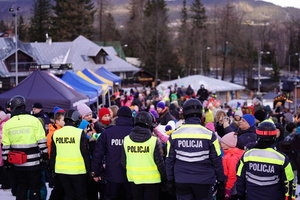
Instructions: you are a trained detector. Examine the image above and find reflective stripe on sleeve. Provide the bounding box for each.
[285,163,294,181]
[11,143,38,148]
[236,160,244,176]
[213,139,221,156]
[2,145,10,150]
[14,160,40,167]
[166,140,171,157]
[27,153,40,159]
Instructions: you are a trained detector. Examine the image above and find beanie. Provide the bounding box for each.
[254,109,267,123]
[234,108,243,117]
[98,107,111,124]
[32,102,43,109]
[157,101,165,110]
[0,111,7,121]
[222,132,237,148]
[117,106,132,118]
[242,114,255,127]
[165,120,175,131]
[77,103,92,118]
[53,106,65,115]
[205,122,215,132]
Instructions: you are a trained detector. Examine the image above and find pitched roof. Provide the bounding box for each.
[0,35,139,77]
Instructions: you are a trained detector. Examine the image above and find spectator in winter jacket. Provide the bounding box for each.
[223,114,257,150]
[215,110,227,137]
[92,106,134,199]
[221,131,244,200]
[156,101,175,125]
[32,102,51,131]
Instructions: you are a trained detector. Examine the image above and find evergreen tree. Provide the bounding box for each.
[102,13,120,42]
[177,0,193,76]
[18,16,28,41]
[141,0,178,83]
[29,0,52,42]
[52,0,96,41]
[189,0,207,75]
[0,20,9,32]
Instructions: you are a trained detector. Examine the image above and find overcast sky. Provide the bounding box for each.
[261,0,300,8]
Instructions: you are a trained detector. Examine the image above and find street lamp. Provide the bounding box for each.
[200,46,210,75]
[289,53,300,76]
[9,7,20,86]
[258,50,270,95]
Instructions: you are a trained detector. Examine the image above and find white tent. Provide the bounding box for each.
[157,75,245,92]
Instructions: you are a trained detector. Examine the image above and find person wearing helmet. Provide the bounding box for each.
[121,111,166,200]
[166,99,225,200]
[2,95,48,199]
[236,120,294,200]
[50,109,91,200]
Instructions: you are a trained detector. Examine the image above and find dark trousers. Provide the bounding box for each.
[0,166,11,189]
[57,174,88,200]
[130,182,160,200]
[105,181,132,200]
[49,175,64,200]
[15,169,42,200]
[176,183,212,200]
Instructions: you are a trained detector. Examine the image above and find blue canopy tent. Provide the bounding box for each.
[62,71,102,104]
[95,67,122,85]
[0,70,89,112]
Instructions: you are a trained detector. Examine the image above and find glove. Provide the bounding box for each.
[237,195,246,200]
[224,189,231,200]
[166,180,176,196]
[41,153,49,169]
[3,160,11,170]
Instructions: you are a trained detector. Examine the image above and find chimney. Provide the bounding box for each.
[46,37,52,45]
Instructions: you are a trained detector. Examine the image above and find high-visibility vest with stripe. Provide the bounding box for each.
[124,136,161,184]
[237,148,294,186]
[166,124,221,162]
[2,114,47,168]
[53,126,86,175]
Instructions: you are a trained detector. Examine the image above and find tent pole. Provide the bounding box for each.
[108,89,111,107]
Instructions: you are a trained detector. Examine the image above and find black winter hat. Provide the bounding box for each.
[117,106,132,118]
[254,109,266,123]
[32,102,43,109]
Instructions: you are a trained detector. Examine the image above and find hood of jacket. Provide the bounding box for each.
[129,126,152,143]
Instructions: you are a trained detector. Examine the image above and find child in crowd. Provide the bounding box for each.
[221,132,244,200]
[98,107,112,129]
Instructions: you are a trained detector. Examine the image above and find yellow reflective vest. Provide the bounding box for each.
[53,126,86,175]
[2,114,47,169]
[124,136,161,184]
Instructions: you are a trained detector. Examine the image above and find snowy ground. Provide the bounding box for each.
[0,186,52,200]
[1,185,300,200]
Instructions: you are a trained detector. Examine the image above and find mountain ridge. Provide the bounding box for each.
[0,0,299,26]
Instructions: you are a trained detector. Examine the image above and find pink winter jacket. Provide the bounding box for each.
[0,118,9,166]
[222,147,244,190]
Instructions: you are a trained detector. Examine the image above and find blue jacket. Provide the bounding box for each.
[166,117,225,184]
[92,116,133,183]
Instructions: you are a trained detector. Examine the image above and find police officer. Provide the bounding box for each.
[166,98,225,200]
[50,109,91,200]
[92,106,134,200]
[122,111,166,200]
[236,120,294,200]
[2,95,48,200]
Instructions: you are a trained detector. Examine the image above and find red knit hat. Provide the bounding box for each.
[98,107,111,124]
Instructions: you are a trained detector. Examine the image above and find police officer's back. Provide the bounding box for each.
[50,109,91,200]
[166,99,225,200]
[2,95,48,200]
[236,120,294,200]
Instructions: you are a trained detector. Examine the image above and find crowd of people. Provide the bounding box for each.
[0,83,299,200]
